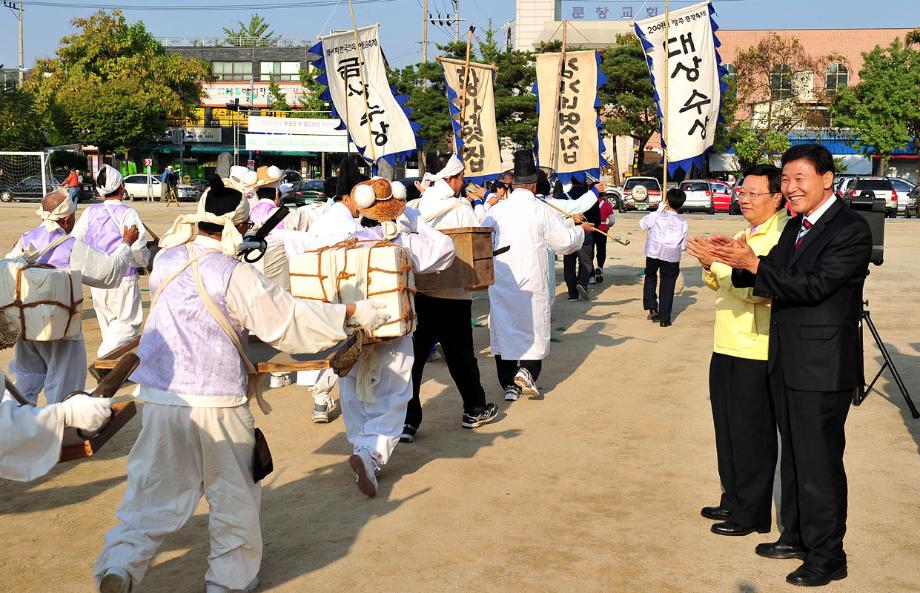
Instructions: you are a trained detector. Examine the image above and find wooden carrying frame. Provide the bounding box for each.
[0,262,82,341]
[414,227,494,292]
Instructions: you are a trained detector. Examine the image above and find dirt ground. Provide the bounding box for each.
[1,200,918,593]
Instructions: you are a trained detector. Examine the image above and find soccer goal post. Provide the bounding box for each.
[0,151,55,203]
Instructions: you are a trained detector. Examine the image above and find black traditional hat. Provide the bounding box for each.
[511,150,539,184]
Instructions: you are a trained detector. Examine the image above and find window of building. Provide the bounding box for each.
[212,61,252,81]
[260,61,300,81]
[770,65,793,99]
[825,63,849,94]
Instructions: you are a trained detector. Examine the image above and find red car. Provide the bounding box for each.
[708,180,732,213]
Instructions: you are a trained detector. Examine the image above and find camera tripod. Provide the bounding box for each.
[853,299,919,418]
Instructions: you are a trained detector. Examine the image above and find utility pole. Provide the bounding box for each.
[2,1,23,84]
[453,0,460,43]
[421,0,428,62]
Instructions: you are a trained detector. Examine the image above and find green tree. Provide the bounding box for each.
[731,122,790,171]
[831,39,920,173]
[0,88,44,150]
[24,10,210,157]
[267,81,290,111]
[599,35,658,169]
[298,66,331,117]
[222,13,278,47]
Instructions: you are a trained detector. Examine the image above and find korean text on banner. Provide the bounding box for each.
[441,60,502,182]
[316,25,417,165]
[635,0,726,175]
[535,50,602,181]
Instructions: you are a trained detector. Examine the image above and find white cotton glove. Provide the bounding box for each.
[398,207,421,234]
[60,394,113,432]
[349,300,391,332]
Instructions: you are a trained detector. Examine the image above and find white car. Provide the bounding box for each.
[887,177,915,216]
[122,174,162,201]
[678,179,715,213]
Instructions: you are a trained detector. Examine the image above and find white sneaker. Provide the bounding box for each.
[311,393,337,423]
[504,386,521,401]
[513,368,540,399]
[269,372,292,389]
[99,567,131,593]
[349,449,379,497]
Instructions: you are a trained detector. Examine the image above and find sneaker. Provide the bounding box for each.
[504,386,521,401]
[99,567,131,593]
[576,284,591,302]
[269,372,292,389]
[399,424,418,443]
[462,402,499,428]
[349,449,379,497]
[311,395,337,423]
[648,308,660,322]
[513,368,540,399]
[595,269,603,283]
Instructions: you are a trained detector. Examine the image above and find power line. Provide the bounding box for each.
[15,0,392,10]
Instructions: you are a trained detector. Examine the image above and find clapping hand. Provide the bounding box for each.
[709,234,760,273]
[687,236,715,269]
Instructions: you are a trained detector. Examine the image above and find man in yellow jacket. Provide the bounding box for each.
[688,164,789,537]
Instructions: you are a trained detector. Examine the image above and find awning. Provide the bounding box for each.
[151,145,317,157]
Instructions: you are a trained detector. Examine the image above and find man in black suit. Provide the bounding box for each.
[710,144,872,587]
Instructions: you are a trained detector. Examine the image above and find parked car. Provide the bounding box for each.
[281,169,303,184]
[729,175,745,215]
[281,179,326,207]
[709,180,732,213]
[176,182,201,202]
[887,177,915,217]
[833,174,859,199]
[621,177,662,211]
[122,174,162,201]
[844,176,897,217]
[0,175,64,202]
[679,179,715,213]
[907,183,920,218]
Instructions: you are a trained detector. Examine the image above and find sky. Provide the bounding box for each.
[0,0,918,73]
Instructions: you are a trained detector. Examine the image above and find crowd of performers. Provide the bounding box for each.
[0,143,870,591]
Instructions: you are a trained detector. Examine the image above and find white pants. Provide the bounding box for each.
[339,334,413,466]
[296,368,337,404]
[92,274,143,358]
[9,337,87,404]
[94,403,261,591]
[252,241,290,291]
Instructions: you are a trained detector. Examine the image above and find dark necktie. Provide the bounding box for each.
[794,219,813,251]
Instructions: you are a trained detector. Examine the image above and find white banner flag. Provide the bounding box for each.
[635,1,725,174]
[441,59,502,182]
[535,50,602,181]
[313,25,417,165]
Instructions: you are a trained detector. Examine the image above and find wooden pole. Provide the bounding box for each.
[539,197,628,244]
[348,0,377,163]
[662,0,670,203]
[548,20,569,174]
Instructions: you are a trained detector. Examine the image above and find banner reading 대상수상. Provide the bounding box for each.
[440,58,502,183]
[635,1,727,175]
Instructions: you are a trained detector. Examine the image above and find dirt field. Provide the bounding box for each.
[1,200,918,593]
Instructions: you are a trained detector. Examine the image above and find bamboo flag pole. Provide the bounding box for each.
[348,0,377,163]
[548,20,569,173]
[458,26,475,154]
[540,197,631,245]
[662,0,670,203]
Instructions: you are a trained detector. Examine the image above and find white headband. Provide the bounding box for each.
[36,191,76,231]
[436,154,465,179]
[159,186,250,255]
[95,164,124,196]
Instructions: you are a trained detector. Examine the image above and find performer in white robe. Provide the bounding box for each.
[483,151,594,400]
[0,370,113,482]
[6,191,137,405]
[93,176,388,593]
[285,179,454,495]
[71,165,150,357]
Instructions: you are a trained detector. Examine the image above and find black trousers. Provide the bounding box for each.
[594,235,607,270]
[772,360,851,570]
[642,257,680,322]
[564,233,594,297]
[406,294,487,428]
[709,353,777,528]
[494,356,542,390]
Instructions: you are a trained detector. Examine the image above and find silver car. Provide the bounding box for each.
[678,179,715,214]
[887,177,915,217]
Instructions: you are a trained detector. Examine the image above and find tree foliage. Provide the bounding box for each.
[831,39,920,171]
[222,13,278,47]
[298,67,331,117]
[731,122,789,171]
[0,88,44,150]
[23,10,210,154]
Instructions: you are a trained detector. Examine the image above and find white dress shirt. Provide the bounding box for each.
[639,209,688,263]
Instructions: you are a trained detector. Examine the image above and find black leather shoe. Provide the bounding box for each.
[660,321,671,327]
[755,540,808,560]
[786,563,847,587]
[711,520,770,536]
[647,308,659,322]
[700,506,731,520]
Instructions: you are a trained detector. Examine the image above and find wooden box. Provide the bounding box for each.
[414,227,494,292]
[59,401,137,462]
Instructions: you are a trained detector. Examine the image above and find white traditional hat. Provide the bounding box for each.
[435,154,465,179]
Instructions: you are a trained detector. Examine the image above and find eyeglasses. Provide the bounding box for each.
[736,191,775,200]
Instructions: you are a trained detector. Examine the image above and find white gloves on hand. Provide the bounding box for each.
[349,300,391,332]
[60,394,113,432]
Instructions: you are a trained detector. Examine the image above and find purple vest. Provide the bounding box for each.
[19,226,76,269]
[82,203,137,276]
[250,199,284,237]
[131,244,248,398]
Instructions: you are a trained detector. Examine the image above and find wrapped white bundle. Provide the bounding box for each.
[290,239,415,339]
[0,259,83,341]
